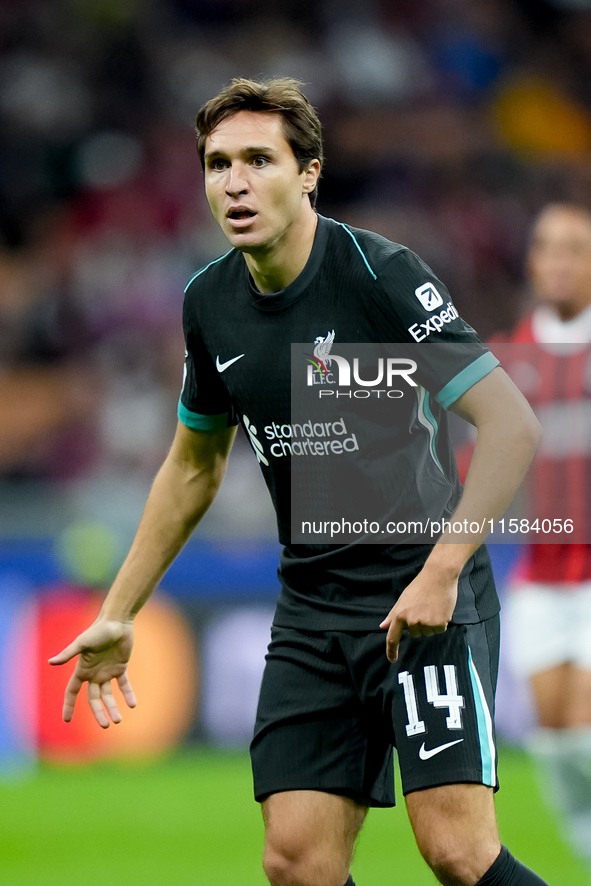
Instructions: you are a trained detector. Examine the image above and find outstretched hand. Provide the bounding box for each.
[49,620,136,729]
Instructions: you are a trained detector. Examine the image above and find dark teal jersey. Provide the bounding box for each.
[179,215,500,629]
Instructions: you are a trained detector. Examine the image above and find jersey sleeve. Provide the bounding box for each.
[376,248,499,407]
[178,298,239,431]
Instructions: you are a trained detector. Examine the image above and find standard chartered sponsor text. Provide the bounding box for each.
[265,416,358,458]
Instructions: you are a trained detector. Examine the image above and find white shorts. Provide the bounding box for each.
[506,581,591,677]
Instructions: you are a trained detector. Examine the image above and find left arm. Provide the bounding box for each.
[380,366,542,662]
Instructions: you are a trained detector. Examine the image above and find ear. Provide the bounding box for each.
[302,159,321,195]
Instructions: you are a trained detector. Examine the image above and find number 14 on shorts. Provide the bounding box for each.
[399,666,465,735]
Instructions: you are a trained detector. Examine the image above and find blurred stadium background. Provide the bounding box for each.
[1,0,591,882]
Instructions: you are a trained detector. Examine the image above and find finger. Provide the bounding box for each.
[386,618,404,663]
[407,624,424,638]
[408,624,439,638]
[433,624,448,634]
[379,613,393,629]
[62,673,83,723]
[49,639,84,666]
[87,682,110,729]
[100,683,122,725]
[117,672,137,709]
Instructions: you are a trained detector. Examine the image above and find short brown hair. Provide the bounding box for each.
[195,77,323,208]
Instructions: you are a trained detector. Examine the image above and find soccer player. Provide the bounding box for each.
[503,203,591,873]
[50,78,549,886]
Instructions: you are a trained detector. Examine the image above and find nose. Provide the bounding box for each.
[226,163,249,197]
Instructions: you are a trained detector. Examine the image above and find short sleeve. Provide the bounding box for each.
[375,249,499,407]
[178,298,239,430]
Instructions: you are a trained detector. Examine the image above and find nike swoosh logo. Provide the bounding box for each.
[419,739,464,761]
[216,354,245,373]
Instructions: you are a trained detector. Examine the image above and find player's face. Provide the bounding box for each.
[528,206,591,320]
[203,111,319,255]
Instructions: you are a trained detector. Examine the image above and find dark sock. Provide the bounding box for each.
[476,846,550,885]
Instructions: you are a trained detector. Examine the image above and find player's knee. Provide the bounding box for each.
[262,836,309,886]
[262,850,313,886]
[419,838,499,886]
[262,844,296,886]
[422,845,472,886]
[262,840,345,886]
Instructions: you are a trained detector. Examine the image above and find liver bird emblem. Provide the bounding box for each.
[313,330,335,368]
[304,330,334,380]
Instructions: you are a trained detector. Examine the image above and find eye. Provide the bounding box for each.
[251,155,269,167]
[208,158,229,171]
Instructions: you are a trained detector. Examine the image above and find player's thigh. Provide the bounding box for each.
[262,790,367,879]
[506,582,591,678]
[251,626,395,807]
[568,584,591,723]
[393,618,500,796]
[405,783,499,881]
[565,666,591,726]
[509,582,591,726]
[530,663,572,727]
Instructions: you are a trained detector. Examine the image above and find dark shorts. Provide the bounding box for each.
[250,617,500,807]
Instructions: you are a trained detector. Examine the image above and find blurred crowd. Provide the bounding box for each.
[2,0,591,538]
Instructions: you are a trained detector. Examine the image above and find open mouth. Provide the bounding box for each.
[228,210,256,220]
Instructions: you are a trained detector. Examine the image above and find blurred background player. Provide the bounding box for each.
[505,203,591,874]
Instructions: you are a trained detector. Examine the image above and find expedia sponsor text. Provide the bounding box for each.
[408,301,459,342]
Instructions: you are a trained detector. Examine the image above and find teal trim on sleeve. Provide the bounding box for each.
[435,352,500,410]
[177,400,231,431]
[335,222,377,279]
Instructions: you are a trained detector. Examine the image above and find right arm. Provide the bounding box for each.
[49,420,237,727]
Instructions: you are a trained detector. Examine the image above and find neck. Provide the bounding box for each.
[244,207,318,293]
